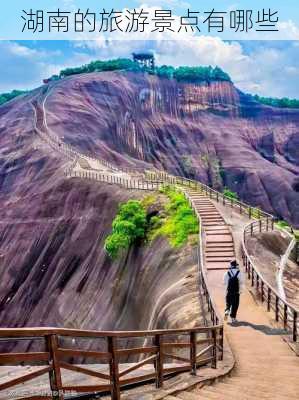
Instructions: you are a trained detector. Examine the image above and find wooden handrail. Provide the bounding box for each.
[0,327,222,400]
[0,325,221,338]
[242,219,299,342]
[145,170,273,220]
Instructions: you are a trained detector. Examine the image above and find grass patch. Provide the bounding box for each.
[275,219,295,235]
[150,185,199,247]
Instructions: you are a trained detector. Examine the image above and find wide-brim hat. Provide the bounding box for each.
[230,260,239,268]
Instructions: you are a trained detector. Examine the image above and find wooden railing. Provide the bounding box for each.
[0,166,227,400]
[145,171,273,221]
[65,169,162,190]
[242,220,298,343]
[0,326,223,400]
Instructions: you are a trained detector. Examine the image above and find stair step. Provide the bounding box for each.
[205,232,231,236]
[206,262,230,270]
[205,225,229,230]
[206,248,234,252]
[206,231,231,235]
[206,243,233,248]
[206,241,234,246]
[206,250,234,255]
[201,219,224,223]
[206,253,235,258]
[201,216,222,219]
[206,237,233,244]
[206,257,234,262]
[199,211,220,213]
[204,223,226,227]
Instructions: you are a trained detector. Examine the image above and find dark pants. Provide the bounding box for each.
[226,292,240,318]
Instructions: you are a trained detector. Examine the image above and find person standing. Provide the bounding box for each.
[224,260,244,323]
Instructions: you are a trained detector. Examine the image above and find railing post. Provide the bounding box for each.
[284,304,288,330]
[251,223,253,236]
[219,326,224,361]
[154,334,164,388]
[190,332,197,375]
[261,281,264,303]
[259,219,262,233]
[108,336,120,400]
[293,311,297,342]
[46,334,64,400]
[211,329,217,369]
[275,297,279,322]
[249,207,252,219]
[267,288,271,311]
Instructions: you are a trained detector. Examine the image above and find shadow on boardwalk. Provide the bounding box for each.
[228,321,288,336]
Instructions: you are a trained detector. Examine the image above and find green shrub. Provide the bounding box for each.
[60,58,141,78]
[153,186,198,247]
[58,58,231,83]
[276,220,292,232]
[173,65,231,83]
[223,187,238,200]
[104,200,147,258]
[253,94,299,109]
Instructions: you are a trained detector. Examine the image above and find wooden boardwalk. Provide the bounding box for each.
[173,191,299,400]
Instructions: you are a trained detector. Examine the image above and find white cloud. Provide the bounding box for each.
[1,37,298,99]
[0,42,64,92]
[77,37,299,98]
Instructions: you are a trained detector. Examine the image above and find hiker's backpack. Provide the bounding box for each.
[227,270,240,293]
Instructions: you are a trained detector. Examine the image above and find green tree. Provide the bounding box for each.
[0,90,28,106]
[104,200,147,258]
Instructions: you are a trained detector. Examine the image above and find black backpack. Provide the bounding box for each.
[227,270,240,293]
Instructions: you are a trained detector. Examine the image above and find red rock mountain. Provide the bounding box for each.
[0,70,298,332]
[46,71,299,225]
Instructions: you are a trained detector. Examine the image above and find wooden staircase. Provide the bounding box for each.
[187,190,235,271]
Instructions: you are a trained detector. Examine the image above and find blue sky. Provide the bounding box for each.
[0,2,298,97]
[0,39,298,99]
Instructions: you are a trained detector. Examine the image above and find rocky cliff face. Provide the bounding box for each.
[44,72,299,226]
[0,69,298,333]
[0,90,201,337]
